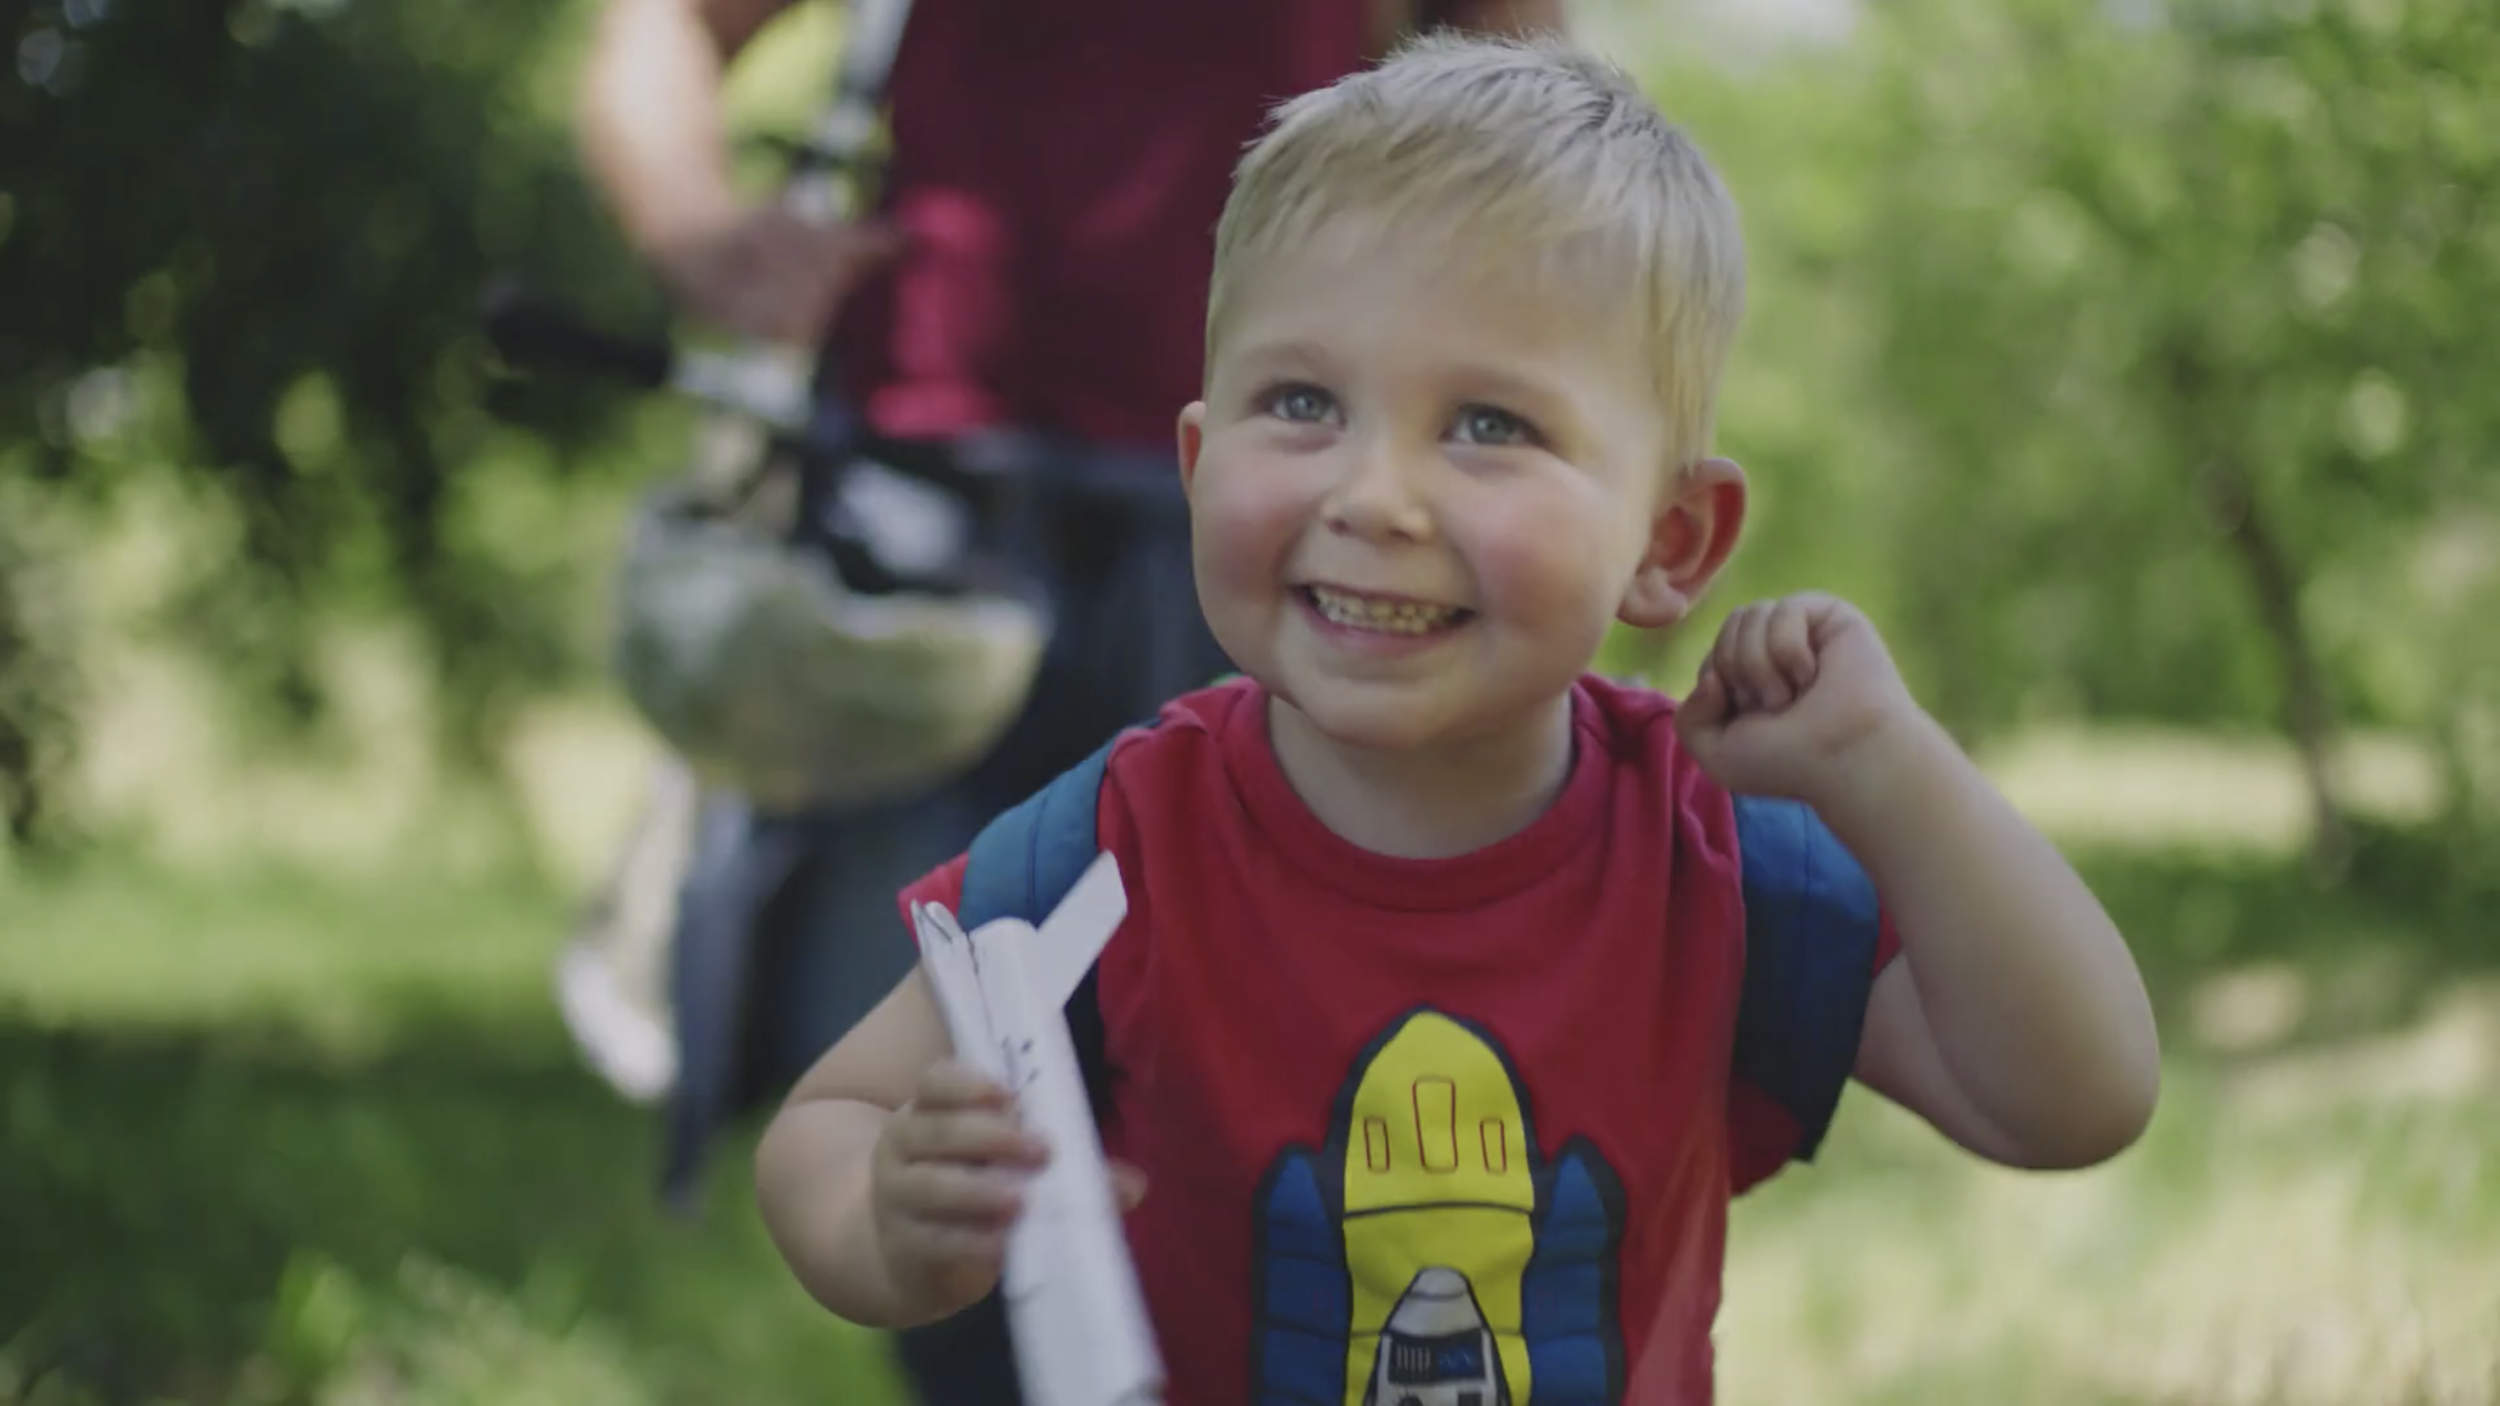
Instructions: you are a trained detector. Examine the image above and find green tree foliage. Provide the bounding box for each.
[6,0,2494,865]
[0,0,666,840]
[1646,0,2498,864]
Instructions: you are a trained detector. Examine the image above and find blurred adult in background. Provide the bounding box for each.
[566,0,1562,1396]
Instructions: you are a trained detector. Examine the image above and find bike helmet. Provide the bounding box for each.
[610,429,1049,814]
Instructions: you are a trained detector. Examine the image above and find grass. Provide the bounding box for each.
[2,799,2496,1404]
[1724,1052,2500,1405]
[0,858,902,1406]
[1714,825,2500,1406]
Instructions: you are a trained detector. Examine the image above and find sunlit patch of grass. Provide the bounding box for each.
[1722,1066,2500,1406]
[0,854,564,1057]
[1977,725,2445,858]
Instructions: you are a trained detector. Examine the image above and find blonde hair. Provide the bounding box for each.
[1207,32,1747,473]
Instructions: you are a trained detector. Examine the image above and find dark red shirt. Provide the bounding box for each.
[901,677,1901,1404]
[830,0,1378,449]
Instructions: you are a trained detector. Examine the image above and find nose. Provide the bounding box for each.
[1322,431,1435,544]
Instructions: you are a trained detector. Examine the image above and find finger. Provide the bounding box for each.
[1804,593,1864,653]
[1109,1159,1150,1212]
[1678,662,1731,734]
[914,1060,1018,1111]
[1700,608,1750,710]
[1766,597,1819,697]
[890,1220,1010,1282]
[892,1107,1051,1170]
[1731,602,1784,710]
[887,1163,1031,1228]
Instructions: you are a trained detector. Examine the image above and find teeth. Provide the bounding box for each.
[1307,586,1462,634]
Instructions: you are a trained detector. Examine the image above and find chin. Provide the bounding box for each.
[1295,700,1444,754]
[1265,676,1475,756]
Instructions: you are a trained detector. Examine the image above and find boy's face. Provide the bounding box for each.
[1179,226,1744,755]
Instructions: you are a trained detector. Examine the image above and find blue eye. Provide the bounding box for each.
[1453,405,1532,446]
[1266,384,1337,423]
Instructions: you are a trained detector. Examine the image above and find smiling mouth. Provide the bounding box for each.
[1300,584,1474,635]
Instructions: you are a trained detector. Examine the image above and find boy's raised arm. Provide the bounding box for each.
[1678,593,2161,1172]
[1823,714,2162,1169]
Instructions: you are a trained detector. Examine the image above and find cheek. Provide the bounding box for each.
[1191,451,1311,598]
[1461,490,1627,632]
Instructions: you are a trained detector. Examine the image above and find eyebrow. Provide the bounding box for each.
[1449,363,1580,419]
[1232,339,1574,408]
[1226,337,1339,379]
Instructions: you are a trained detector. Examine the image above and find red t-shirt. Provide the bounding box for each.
[829,0,1378,449]
[900,676,1901,1405]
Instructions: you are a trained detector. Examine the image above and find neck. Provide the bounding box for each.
[1265,693,1578,860]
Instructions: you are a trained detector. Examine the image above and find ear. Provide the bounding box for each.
[1176,401,1208,495]
[1618,457,1747,631]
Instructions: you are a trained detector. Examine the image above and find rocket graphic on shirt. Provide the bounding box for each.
[1250,1009,1629,1406]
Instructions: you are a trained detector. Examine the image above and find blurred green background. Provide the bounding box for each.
[2,0,2496,1401]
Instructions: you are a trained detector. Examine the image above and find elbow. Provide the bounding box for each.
[753,1108,884,1325]
[751,1112,823,1283]
[2016,1059,2161,1171]
[2069,997,2165,1166]
[2020,968,2166,1171]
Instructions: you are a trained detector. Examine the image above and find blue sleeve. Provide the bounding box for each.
[1730,794,1887,1165]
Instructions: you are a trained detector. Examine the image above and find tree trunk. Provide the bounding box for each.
[2197,456,2351,880]
[2159,338,2350,878]
[0,525,78,852]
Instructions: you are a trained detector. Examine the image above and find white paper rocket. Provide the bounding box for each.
[911,853,1164,1406]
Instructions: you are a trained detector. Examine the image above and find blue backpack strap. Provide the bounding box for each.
[956,735,1122,1112]
[1730,794,1885,1166]
[959,737,1120,930]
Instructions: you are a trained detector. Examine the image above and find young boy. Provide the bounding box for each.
[755,33,2160,1406]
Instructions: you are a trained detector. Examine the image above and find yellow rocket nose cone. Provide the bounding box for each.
[1340,1011,1534,1216]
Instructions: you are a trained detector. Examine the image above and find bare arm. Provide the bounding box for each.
[576,0,789,257]
[1833,713,2161,1170]
[573,0,903,341]
[1680,595,2158,1174]
[753,968,956,1327]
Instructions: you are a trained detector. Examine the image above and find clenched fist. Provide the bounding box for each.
[1673,593,1925,806]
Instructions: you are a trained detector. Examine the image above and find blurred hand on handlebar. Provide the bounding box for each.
[653,206,908,347]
